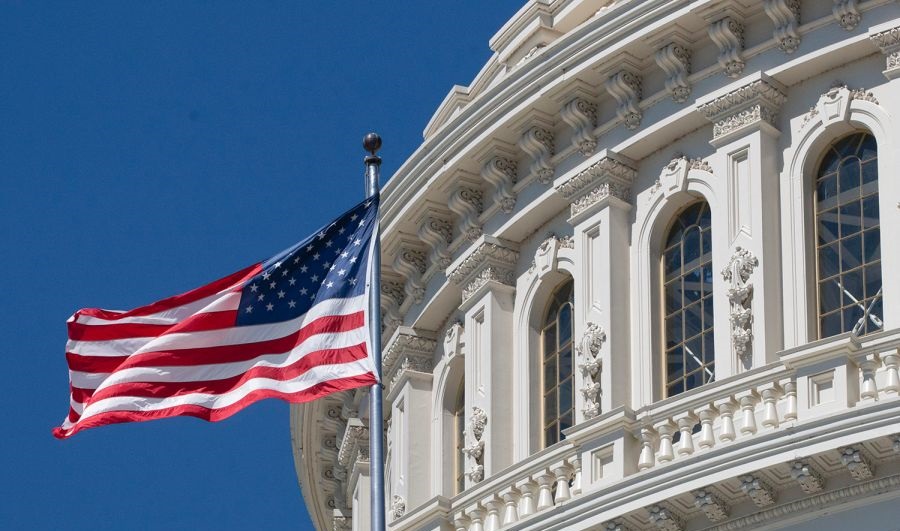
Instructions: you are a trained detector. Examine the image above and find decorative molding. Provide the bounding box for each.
[448,184,484,242]
[560,97,598,156]
[337,418,369,468]
[464,407,488,483]
[840,446,875,480]
[383,328,437,395]
[602,520,633,531]
[391,495,407,519]
[417,211,454,270]
[448,237,519,303]
[333,514,351,531]
[698,75,786,143]
[693,488,729,522]
[605,68,643,130]
[870,25,900,78]
[481,155,519,214]
[381,278,406,331]
[393,244,428,304]
[529,233,573,276]
[708,17,745,78]
[833,0,860,31]
[555,151,636,218]
[722,247,758,367]
[790,458,826,494]
[444,321,464,359]
[740,474,776,507]
[519,125,556,184]
[577,322,606,419]
[647,504,684,531]
[764,0,801,54]
[655,42,692,103]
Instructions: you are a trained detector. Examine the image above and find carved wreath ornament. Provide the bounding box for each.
[722,247,758,366]
[576,322,606,419]
[463,406,488,483]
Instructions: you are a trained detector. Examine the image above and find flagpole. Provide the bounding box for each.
[363,132,386,531]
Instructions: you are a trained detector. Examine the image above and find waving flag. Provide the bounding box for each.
[55,196,380,439]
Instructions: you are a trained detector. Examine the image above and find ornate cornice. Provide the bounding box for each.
[605,67,643,130]
[708,17,745,78]
[383,327,437,396]
[833,0,860,31]
[518,125,556,184]
[417,211,454,270]
[870,24,900,78]
[447,178,484,242]
[337,418,369,468]
[555,151,636,217]
[560,95,598,156]
[764,0,801,54]
[656,42,692,104]
[447,236,518,303]
[698,75,786,143]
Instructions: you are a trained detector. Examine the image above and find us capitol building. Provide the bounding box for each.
[292,1,900,529]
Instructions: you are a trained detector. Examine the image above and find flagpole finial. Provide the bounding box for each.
[363,132,381,154]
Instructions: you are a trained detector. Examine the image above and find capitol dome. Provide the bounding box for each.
[292,1,900,529]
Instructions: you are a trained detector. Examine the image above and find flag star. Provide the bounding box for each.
[288,277,296,286]
[323,261,332,269]
[349,256,357,263]
[306,244,314,252]
[325,240,333,247]
[250,283,258,292]
[326,281,334,288]
[269,281,277,289]
[311,275,319,282]
[349,278,357,286]
[262,271,271,280]
[293,256,301,264]
[300,265,308,273]
[330,264,337,271]
[341,251,349,258]
[313,253,320,260]
[274,261,282,269]
[277,290,286,299]
[300,287,308,295]
[317,231,326,240]
[310,293,316,300]
[338,227,346,234]
[354,239,362,246]
[258,294,265,301]
[338,269,346,276]
[288,300,296,308]
[282,269,289,277]
[245,305,254,313]
[350,214,358,221]
[266,303,274,311]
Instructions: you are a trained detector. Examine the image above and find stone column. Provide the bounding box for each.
[338,418,371,531]
[448,236,519,483]
[383,327,438,518]
[697,73,787,373]
[555,150,636,419]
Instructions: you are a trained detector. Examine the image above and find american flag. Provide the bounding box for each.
[54,196,380,439]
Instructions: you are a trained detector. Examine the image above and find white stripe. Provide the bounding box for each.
[74,291,243,326]
[67,337,156,357]
[74,359,374,424]
[69,370,111,390]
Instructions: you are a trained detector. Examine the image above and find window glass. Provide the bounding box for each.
[542,278,574,446]
[663,202,714,397]
[815,133,882,338]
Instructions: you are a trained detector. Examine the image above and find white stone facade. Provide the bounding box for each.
[292,1,900,530]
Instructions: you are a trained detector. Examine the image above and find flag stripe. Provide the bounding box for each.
[55,373,377,439]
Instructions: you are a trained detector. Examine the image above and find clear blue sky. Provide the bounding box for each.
[0,2,523,529]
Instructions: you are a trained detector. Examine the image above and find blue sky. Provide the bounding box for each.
[0,2,522,529]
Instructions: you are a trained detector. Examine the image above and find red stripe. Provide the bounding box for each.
[163,310,238,334]
[72,264,260,321]
[64,311,364,374]
[87,343,367,403]
[53,373,377,439]
[68,322,172,341]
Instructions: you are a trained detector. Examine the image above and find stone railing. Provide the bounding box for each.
[449,443,581,531]
[635,330,900,472]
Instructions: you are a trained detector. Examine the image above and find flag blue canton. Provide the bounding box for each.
[235,196,378,326]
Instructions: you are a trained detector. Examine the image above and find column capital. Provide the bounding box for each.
[555,149,636,223]
[697,72,786,146]
[383,327,437,400]
[448,235,519,306]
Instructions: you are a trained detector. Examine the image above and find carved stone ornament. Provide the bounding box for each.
[418,214,454,270]
[481,155,518,214]
[698,75,786,142]
[464,407,488,483]
[555,152,636,218]
[519,125,555,184]
[840,446,875,480]
[693,488,729,522]
[833,0,860,31]
[333,514,351,531]
[576,322,606,419]
[391,495,406,519]
[448,185,484,242]
[740,474,776,507]
[393,245,428,304]
[708,17,745,78]
[444,321,464,359]
[764,0,801,54]
[602,520,632,531]
[448,237,519,303]
[722,247,758,367]
[605,68,643,130]
[790,459,825,493]
[560,97,598,156]
[647,504,684,531]
[870,25,900,78]
[530,233,571,277]
[655,42,692,103]
[337,418,369,468]
[383,328,437,395]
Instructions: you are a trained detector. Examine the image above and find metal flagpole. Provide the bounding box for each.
[363,132,386,531]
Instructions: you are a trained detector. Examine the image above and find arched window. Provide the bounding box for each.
[663,202,714,398]
[815,133,882,338]
[542,279,574,447]
[452,379,466,495]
